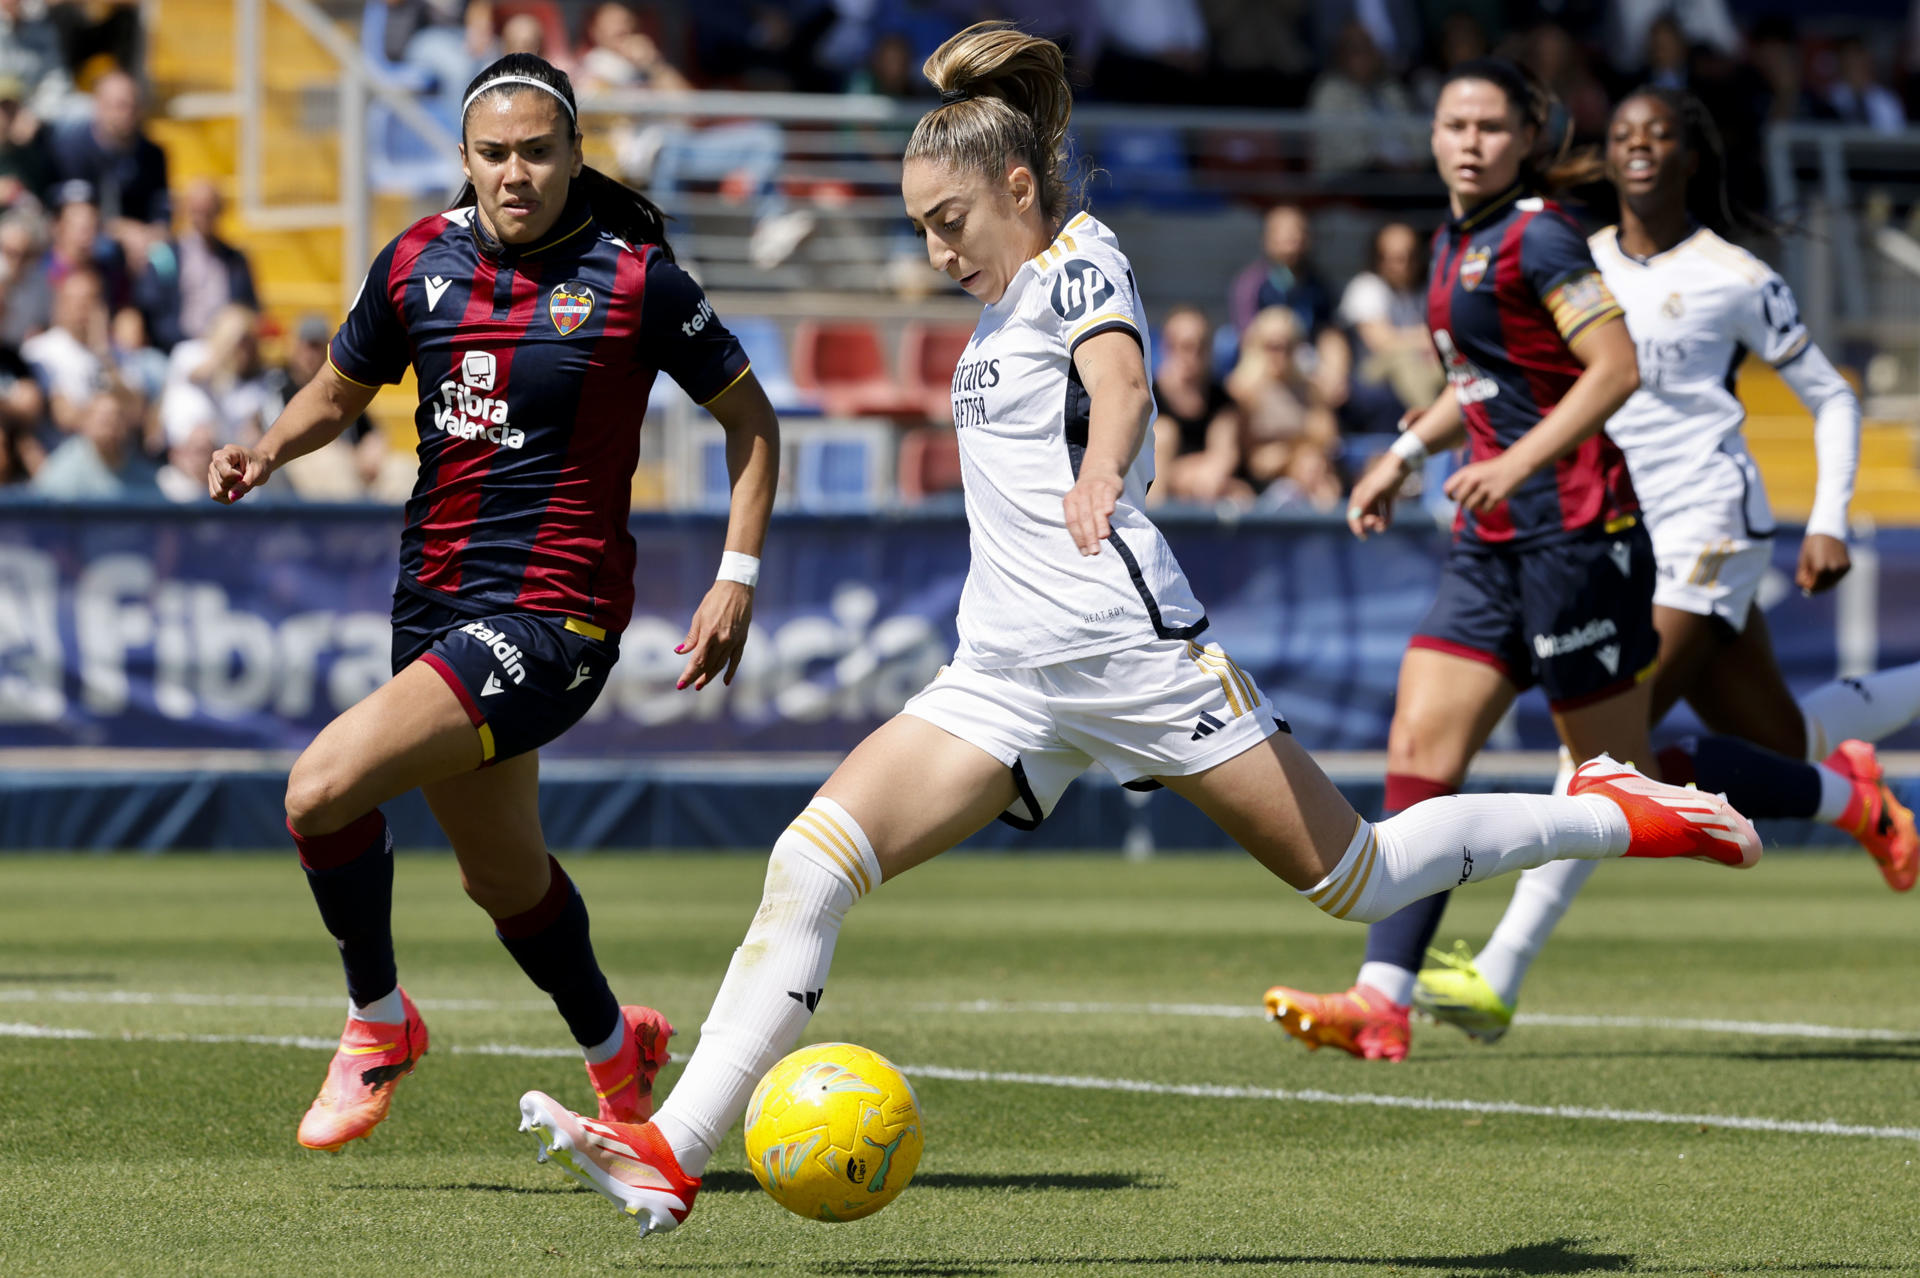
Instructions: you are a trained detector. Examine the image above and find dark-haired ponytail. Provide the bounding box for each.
[1441,57,1604,197]
[452,51,675,259]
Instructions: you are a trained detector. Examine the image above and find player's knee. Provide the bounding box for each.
[1386,710,1466,780]
[460,861,544,917]
[758,798,883,929]
[284,757,357,838]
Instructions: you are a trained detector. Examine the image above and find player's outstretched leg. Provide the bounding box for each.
[1799,662,1920,760]
[516,716,1013,1238]
[1661,737,1915,890]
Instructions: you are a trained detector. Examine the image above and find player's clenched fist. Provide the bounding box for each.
[208,445,273,504]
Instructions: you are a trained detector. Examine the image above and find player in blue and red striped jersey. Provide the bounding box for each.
[1263,59,1658,1062]
[207,53,781,1150]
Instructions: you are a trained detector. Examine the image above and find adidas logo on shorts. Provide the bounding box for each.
[1190,710,1225,741]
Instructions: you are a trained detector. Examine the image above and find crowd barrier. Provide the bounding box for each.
[2,503,1915,849]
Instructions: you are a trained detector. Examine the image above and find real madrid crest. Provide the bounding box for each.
[549,281,594,336]
[1661,291,1684,318]
[1460,245,1491,291]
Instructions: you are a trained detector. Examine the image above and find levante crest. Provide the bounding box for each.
[1460,245,1491,291]
[549,282,594,336]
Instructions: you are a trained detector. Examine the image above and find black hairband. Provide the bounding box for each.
[939,88,972,106]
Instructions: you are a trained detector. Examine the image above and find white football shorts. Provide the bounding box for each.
[901,637,1286,829]
[1648,501,1772,630]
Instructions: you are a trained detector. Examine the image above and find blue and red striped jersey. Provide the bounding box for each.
[1426,184,1636,546]
[329,192,750,633]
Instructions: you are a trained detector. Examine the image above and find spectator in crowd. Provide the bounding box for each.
[0,73,50,211]
[0,204,50,343]
[1312,0,1421,73]
[0,0,70,121]
[108,303,164,407]
[577,2,691,91]
[1824,35,1906,134]
[1339,220,1440,418]
[1197,0,1314,107]
[47,0,142,87]
[1227,305,1342,510]
[1228,203,1351,407]
[22,265,107,431]
[31,387,154,498]
[133,177,257,350]
[1091,0,1208,104]
[1521,21,1609,140]
[1308,20,1418,172]
[1639,14,1688,92]
[47,69,170,238]
[154,420,214,502]
[1605,0,1736,76]
[258,313,411,501]
[366,0,492,132]
[691,1,839,94]
[1151,303,1248,506]
[498,11,550,59]
[159,302,272,451]
[848,29,926,99]
[1411,10,1488,109]
[989,0,1102,83]
[45,183,126,305]
[0,333,44,482]
[1746,16,1816,127]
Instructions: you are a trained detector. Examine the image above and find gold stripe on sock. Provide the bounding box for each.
[791,810,871,896]
[1325,829,1380,920]
[804,808,875,896]
[1305,817,1365,906]
[786,820,862,889]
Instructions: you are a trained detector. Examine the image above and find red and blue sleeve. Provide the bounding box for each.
[1520,212,1623,348]
[640,254,752,407]
[327,239,410,389]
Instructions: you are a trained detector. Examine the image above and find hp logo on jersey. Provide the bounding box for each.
[1050,259,1114,321]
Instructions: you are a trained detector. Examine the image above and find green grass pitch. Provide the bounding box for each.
[1,851,1915,1276]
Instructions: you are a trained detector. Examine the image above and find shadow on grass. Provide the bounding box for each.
[0,971,117,982]
[699,1171,1163,1195]
[340,1181,591,1195]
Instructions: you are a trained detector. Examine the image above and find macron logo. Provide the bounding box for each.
[424,275,451,311]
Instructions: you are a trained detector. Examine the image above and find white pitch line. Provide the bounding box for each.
[898,1064,1920,1143]
[0,1022,578,1058]
[3,1020,1913,1144]
[919,1000,1920,1043]
[0,989,550,1012]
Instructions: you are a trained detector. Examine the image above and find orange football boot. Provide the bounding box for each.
[297,988,429,1151]
[1825,740,1919,892]
[586,1005,675,1123]
[1263,983,1411,1062]
[1568,754,1762,868]
[519,1091,701,1237]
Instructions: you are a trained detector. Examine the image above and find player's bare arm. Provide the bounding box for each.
[1348,386,1461,539]
[1064,327,1152,556]
[207,361,379,503]
[1445,313,1637,514]
[676,372,780,689]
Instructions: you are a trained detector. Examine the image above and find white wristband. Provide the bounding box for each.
[716,551,761,588]
[1388,431,1429,467]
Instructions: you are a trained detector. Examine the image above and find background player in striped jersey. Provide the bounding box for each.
[1263,59,1670,1063]
[207,54,782,1151]
[507,26,1759,1238]
[1413,89,1920,1044]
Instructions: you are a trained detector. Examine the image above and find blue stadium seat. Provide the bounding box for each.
[792,422,896,512]
[1090,125,1223,212]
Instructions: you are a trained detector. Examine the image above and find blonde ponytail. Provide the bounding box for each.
[905,22,1078,229]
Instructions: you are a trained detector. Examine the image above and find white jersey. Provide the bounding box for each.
[1589,225,1810,535]
[949,212,1206,669]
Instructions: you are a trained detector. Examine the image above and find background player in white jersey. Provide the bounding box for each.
[1415,89,1920,1045]
[505,25,1762,1237]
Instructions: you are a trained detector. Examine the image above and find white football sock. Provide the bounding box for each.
[1799,663,1920,759]
[1356,961,1416,1007]
[1552,746,1575,797]
[582,1014,625,1065]
[1813,763,1854,823]
[1300,794,1629,925]
[348,989,405,1024]
[652,798,880,1178]
[1474,857,1599,1008]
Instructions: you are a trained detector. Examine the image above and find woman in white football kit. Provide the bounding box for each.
[1412,89,1920,1044]
[511,26,1761,1236]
